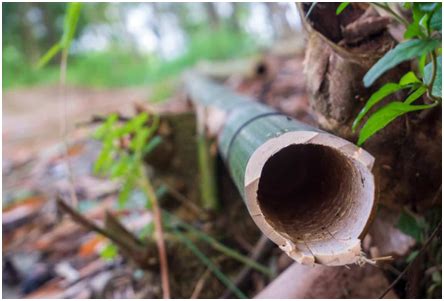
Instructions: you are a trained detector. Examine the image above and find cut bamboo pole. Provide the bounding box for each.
[254,262,398,298]
[185,73,376,266]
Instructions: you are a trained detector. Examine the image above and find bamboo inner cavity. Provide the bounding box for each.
[257,144,357,242]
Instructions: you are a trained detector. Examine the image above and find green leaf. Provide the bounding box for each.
[419,13,431,33]
[93,113,118,139]
[424,55,442,97]
[100,243,118,260]
[418,53,428,76]
[110,155,130,179]
[399,71,421,86]
[403,3,412,9]
[417,2,439,12]
[143,135,162,155]
[118,174,136,208]
[357,101,436,145]
[336,2,350,15]
[404,22,422,39]
[130,112,149,131]
[36,42,62,69]
[352,83,402,131]
[130,128,149,153]
[93,143,113,175]
[60,3,82,49]
[405,86,427,104]
[430,6,442,31]
[397,211,423,241]
[363,39,440,87]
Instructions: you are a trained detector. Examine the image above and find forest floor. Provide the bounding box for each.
[2,85,151,298]
[2,42,434,298]
[2,52,307,298]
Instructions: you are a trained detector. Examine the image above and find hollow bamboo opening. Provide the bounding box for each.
[257,144,356,241]
[244,132,375,265]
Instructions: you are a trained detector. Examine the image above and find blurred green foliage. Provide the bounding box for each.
[3,27,257,91]
[3,2,260,92]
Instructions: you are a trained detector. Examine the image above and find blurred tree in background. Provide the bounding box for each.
[2,2,300,90]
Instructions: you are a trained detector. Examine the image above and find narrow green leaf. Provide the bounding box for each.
[93,113,118,139]
[143,135,162,155]
[36,42,61,69]
[352,83,402,131]
[404,86,427,105]
[61,3,82,49]
[336,2,350,15]
[358,102,436,145]
[118,174,136,208]
[363,39,440,87]
[110,155,130,179]
[173,228,248,299]
[405,86,427,104]
[93,144,113,174]
[419,13,431,32]
[424,55,442,97]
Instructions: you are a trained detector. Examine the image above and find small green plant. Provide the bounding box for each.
[339,2,442,145]
[92,112,161,207]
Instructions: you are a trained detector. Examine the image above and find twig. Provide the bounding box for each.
[379,221,442,298]
[56,197,136,253]
[59,46,79,208]
[76,114,131,127]
[172,227,247,299]
[161,182,206,218]
[221,235,273,298]
[371,2,409,27]
[190,267,211,299]
[140,171,171,299]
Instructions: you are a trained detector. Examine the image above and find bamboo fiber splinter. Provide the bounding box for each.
[185,74,376,266]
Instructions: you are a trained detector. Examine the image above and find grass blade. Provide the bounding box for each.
[173,228,247,299]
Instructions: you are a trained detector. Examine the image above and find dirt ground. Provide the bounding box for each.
[3,85,150,159]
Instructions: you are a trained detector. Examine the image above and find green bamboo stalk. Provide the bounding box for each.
[197,132,219,211]
[186,73,318,196]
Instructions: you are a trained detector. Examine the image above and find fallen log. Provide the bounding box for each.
[185,74,376,266]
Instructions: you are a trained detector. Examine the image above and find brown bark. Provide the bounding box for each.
[300,3,442,210]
